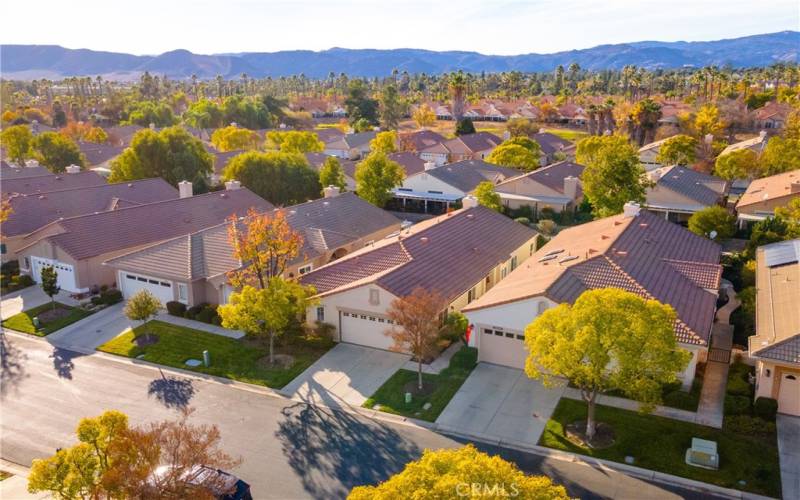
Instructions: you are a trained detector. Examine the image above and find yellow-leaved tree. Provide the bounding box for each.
[348,445,568,500]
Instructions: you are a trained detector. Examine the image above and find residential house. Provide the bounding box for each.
[419,132,502,166]
[207,148,246,186]
[315,128,346,144]
[0,160,51,180]
[16,183,272,294]
[299,202,538,350]
[104,125,144,147]
[532,132,574,166]
[391,160,520,214]
[638,136,675,171]
[557,103,588,125]
[2,169,106,198]
[79,142,125,177]
[463,203,722,389]
[104,192,401,306]
[494,161,584,214]
[1,178,178,263]
[754,102,794,130]
[398,130,446,152]
[305,152,357,191]
[750,239,800,416]
[388,152,427,177]
[719,131,769,157]
[323,131,377,160]
[735,170,800,225]
[643,166,729,223]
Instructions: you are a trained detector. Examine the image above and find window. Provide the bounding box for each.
[148,279,159,285]
[483,328,493,335]
[511,255,518,271]
[494,330,503,336]
[515,334,525,340]
[178,283,188,303]
[369,316,376,321]
[0,244,6,254]
[126,274,135,280]
[505,332,514,338]
[467,287,476,304]
[160,282,170,287]
[427,190,443,194]
[529,243,535,256]
[360,314,367,319]
[24,257,30,269]
[298,264,313,275]
[343,312,350,317]
[316,307,325,322]
[369,289,380,305]
[378,318,385,323]
[501,267,508,279]
[137,277,147,282]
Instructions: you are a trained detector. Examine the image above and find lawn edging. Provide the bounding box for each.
[436,427,775,500]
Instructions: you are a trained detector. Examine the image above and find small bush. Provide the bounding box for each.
[100,284,109,292]
[726,374,752,397]
[166,301,187,317]
[724,394,752,416]
[100,289,123,305]
[16,274,34,287]
[211,315,222,326]
[196,304,219,324]
[662,390,697,411]
[1,261,20,275]
[185,304,205,320]
[724,415,776,438]
[754,397,778,422]
[90,296,103,306]
[514,217,530,225]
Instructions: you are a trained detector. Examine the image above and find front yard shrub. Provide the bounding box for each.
[90,296,103,306]
[1,260,19,275]
[726,373,752,397]
[195,304,219,324]
[723,415,776,440]
[100,289,123,305]
[166,301,187,317]
[185,304,204,320]
[662,389,697,410]
[724,394,752,416]
[754,397,778,422]
[514,217,530,225]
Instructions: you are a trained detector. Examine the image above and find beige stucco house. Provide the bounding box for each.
[735,169,800,226]
[495,161,584,214]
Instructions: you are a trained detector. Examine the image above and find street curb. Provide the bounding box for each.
[436,428,776,500]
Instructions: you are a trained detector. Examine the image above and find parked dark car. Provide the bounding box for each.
[149,464,252,500]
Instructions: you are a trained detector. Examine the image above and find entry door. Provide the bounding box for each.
[778,373,800,416]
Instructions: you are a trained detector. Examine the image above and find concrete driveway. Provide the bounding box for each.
[46,303,131,351]
[281,343,409,409]
[778,414,800,500]
[1,287,78,320]
[436,363,565,447]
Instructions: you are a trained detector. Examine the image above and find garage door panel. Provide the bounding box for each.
[121,272,173,305]
[478,327,527,369]
[340,310,396,351]
[779,373,800,416]
[31,257,78,292]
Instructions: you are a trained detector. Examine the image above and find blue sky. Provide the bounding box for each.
[2,0,797,55]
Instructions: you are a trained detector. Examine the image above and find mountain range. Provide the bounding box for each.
[1,31,797,81]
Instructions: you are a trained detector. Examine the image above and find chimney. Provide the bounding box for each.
[791,181,800,194]
[622,201,641,218]
[759,130,768,140]
[65,164,81,174]
[323,185,340,198]
[424,161,436,171]
[224,180,241,191]
[230,122,238,128]
[462,195,479,209]
[25,159,40,168]
[563,176,579,200]
[178,180,193,198]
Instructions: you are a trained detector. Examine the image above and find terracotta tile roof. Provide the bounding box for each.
[750,239,800,364]
[736,169,800,209]
[755,101,793,121]
[20,188,273,261]
[398,130,446,152]
[301,206,536,302]
[3,178,178,237]
[464,209,721,346]
[2,171,107,197]
[105,193,401,281]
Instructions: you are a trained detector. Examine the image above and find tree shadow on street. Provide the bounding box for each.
[275,379,421,499]
[50,347,83,379]
[0,333,27,398]
[148,371,195,409]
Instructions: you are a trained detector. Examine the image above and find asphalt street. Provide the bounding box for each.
[0,332,729,499]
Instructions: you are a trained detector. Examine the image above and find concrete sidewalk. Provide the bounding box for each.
[778,415,800,500]
[154,312,245,339]
[0,460,50,499]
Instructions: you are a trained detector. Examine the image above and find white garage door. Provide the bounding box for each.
[778,373,800,416]
[120,272,173,306]
[477,326,527,369]
[340,310,397,351]
[31,257,78,292]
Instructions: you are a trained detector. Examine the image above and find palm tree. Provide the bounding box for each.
[449,71,467,121]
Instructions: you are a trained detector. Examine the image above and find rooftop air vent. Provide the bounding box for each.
[559,255,579,264]
[544,248,564,256]
[538,254,558,262]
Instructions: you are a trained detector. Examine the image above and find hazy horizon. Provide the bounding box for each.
[1,0,797,56]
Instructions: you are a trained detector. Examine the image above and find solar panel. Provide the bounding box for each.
[558,255,579,264]
[764,239,800,268]
[538,254,558,262]
[544,248,564,257]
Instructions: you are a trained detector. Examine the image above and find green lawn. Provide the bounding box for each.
[542,127,588,142]
[540,399,780,497]
[97,320,333,389]
[1,302,92,336]
[363,346,477,422]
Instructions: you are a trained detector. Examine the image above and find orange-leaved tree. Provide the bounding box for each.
[226,208,304,289]
[385,287,447,391]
